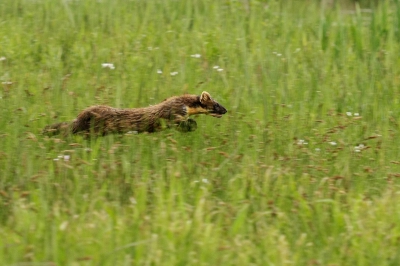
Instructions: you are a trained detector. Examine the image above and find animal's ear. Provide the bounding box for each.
[200,91,212,104]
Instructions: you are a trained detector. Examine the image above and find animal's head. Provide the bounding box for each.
[197,91,227,118]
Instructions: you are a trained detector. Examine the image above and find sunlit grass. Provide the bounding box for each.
[1,0,400,265]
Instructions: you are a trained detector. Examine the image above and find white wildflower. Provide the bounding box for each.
[0,56,6,61]
[63,155,70,161]
[297,139,308,145]
[190,54,201,58]
[157,69,163,74]
[354,144,364,152]
[170,72,179,76]
[101,63,115,70]
[202,178,209,183]
[213,65,223,71]
[354,113,359,116]
[329,141,337,146]
[346,112,352,116]
[59,221,68,231]
[129,197,137,204]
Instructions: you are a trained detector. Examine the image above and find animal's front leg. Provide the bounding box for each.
[176,118,197,132]
[169,107,196,132]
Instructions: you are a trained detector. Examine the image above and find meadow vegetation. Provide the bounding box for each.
[1,0,400,265]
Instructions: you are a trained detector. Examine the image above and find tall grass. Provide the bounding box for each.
[1,0,400,265]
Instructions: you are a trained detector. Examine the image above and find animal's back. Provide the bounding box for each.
[71,105,164,135]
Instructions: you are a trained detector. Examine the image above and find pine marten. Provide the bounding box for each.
[43,91,227,136]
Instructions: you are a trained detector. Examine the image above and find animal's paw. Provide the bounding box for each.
[176,118,197,133]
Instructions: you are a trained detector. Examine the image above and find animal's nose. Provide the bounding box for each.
[222,107,227,114]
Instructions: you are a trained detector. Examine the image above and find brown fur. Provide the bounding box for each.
[43,91,227,137]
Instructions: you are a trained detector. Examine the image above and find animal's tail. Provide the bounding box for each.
[42,122,71,136]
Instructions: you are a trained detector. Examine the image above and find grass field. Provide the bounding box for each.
[1,0,400,265]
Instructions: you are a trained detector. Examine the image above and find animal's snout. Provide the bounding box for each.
[220,106,227,114]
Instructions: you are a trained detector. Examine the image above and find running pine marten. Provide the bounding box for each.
[43,91,227,136]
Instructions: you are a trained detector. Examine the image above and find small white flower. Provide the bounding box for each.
[297,139,308,145]
[63,155,70,161]
[148,46,153,50]
[346,112,352,116]
[217,68,224,72]
[190,54,201,58]
[354,113,359,116]
[202,178,209,183]
[59,221,68,231]
[354,144,364,152]
[0,56,6,61]
[315,148,321,152]
[170,72,178,76]
[101,63,115,70]
[329,141,337,146]
[129,197,137,204]
[213,66,219,69]
[1,81,13,85]
[157,69,163,74]
[277,53,282,57]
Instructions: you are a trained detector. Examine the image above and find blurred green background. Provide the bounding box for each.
[1,0,400,265]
